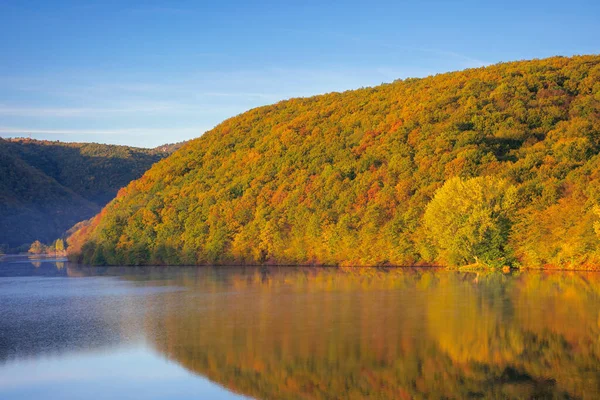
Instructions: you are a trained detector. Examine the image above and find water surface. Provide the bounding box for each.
[1,256,599,399]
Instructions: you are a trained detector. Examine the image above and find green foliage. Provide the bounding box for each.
[3,138,171,204]
[70,55,600,268]
[423,176,516,267]
[595,206,600,239]
[0,138,170,249]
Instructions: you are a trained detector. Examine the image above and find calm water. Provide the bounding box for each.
[1,257,600,399]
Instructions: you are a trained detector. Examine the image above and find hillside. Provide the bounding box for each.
[0,138,171,249]
[69,55,600,268]
[152,141,187,155]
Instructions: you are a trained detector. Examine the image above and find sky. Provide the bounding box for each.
[0,0,598,148]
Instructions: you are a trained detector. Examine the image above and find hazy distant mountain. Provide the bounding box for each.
[0,138,176,249]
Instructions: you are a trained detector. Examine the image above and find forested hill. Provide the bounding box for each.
[0,138,174,249]
[70,55,600,269]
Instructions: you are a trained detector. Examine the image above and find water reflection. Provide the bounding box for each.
[141,268,600,399]
[1,259,600,399]
[0,261,146,363]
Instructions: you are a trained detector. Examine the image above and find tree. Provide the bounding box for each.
[28,240,45,254]
[595,206,600,239]
[55,239,65,253]
[422,176,517,267]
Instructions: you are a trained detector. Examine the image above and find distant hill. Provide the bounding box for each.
[153,141,187,155]
[0,138,176,249]
[69,55,600,269]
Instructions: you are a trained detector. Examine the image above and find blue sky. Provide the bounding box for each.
[0,0,598,148]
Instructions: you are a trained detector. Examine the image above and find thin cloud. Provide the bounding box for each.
[0,102,241,118]
[0,105,178,117]
[0,127,207,137]
[81,83,281,99]
[1,64,433,109]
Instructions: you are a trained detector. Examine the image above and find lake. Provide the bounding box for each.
[1,256,599,399]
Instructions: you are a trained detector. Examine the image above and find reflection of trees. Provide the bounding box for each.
[145,268,451,399]
[23,265,596,398]
[0,269,142,363]
[427,272,600,398]
[428,273,525,365]
[139,268,600,399]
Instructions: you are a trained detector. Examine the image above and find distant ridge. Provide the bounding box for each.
[153,141,187,154]
[0,138,178,249]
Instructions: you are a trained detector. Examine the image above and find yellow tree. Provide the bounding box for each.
[55,239,65,254]
[28,240,45,255]
[423,176,517,267]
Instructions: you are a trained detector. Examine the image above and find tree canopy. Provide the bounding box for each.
[0,138,174,249]
[422,176,516,267]
[69,55,600,269]
[28,240,45,254]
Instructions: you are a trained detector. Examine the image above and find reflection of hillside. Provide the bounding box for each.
[5,263,598,398]
[0,314,122,363]
[142,268,600,399]
[0,261,146,363]
[0,257,69,277]
[427,271,600,396]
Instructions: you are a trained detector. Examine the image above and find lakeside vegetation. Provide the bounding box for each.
[69,55,600,269]
[28,239,66,256]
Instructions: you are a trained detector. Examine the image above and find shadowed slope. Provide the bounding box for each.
[0,138,174,248]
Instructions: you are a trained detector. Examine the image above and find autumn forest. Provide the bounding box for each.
[65,55,600,270]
